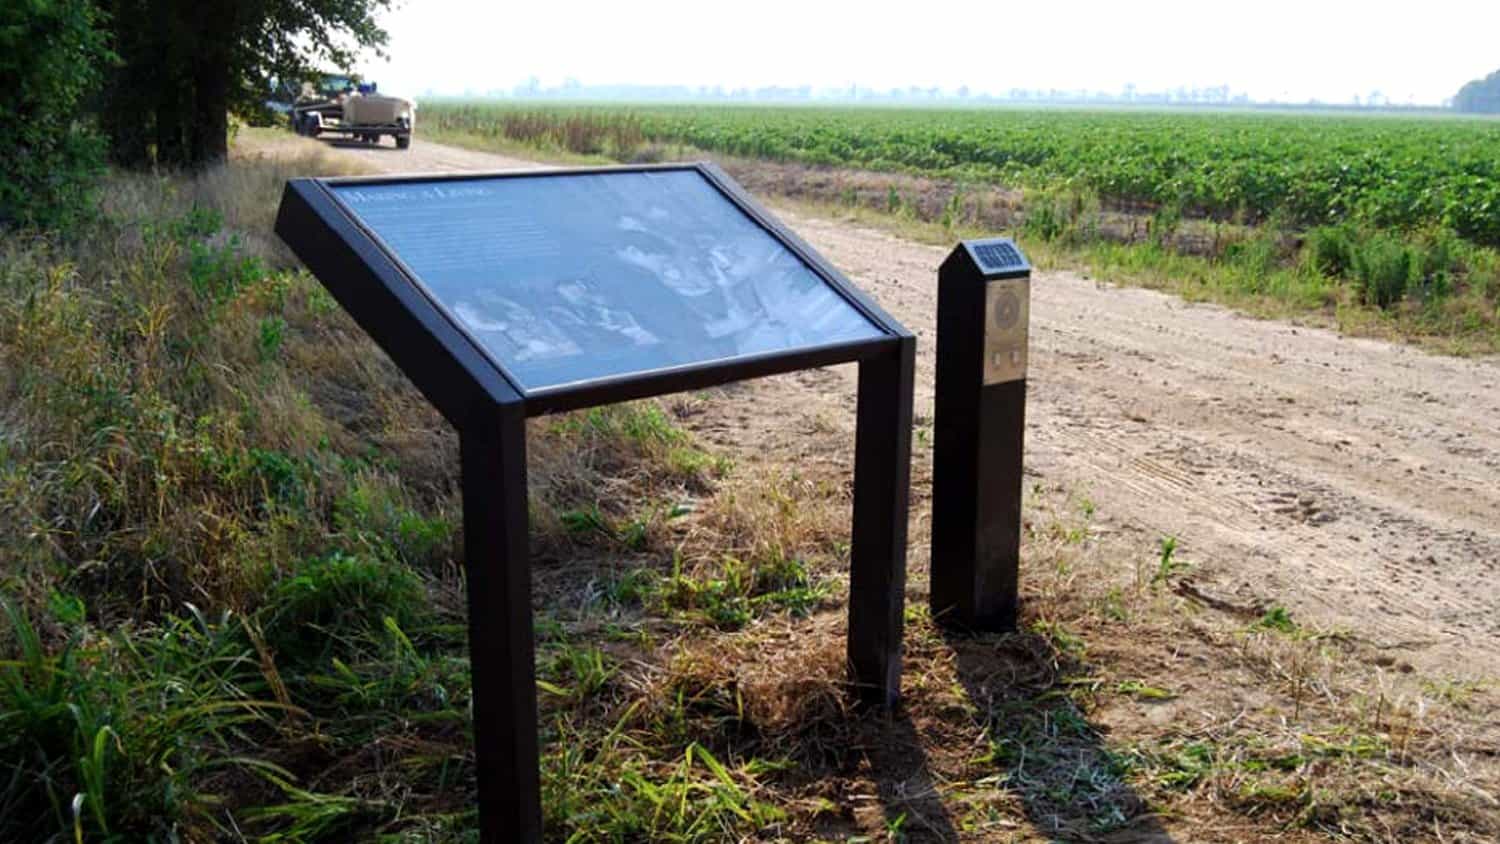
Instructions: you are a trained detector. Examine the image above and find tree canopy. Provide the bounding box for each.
[99,0,394,167]
[1455,69,1500,114]
[0,0,112,226]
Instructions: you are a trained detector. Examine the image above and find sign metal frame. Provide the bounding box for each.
[275,162,915,842]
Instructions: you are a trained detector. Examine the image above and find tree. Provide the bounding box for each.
[1455,69,1500,114]
[0,0,112,227]
[98,0,394,167]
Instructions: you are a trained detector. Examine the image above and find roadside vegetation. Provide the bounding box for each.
[0,0,111,228]
[422,103,1500,353]
[1,145,1496,840]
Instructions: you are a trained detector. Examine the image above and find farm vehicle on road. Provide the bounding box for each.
[274,74,416,149]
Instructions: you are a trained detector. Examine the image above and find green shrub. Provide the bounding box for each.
[187,234,269,305]
[333,477,456,569]
[0,0,112,229]
[262,553,427,666]
[1149,202,1183,249]
[1222,232,1282,285]
[1304,224,1357,278]
[1308,225,1470,309]
[1411,228,1462,303]
[1022,186,1099,244]
[0,597,280,841]
[1351,235,1413,309]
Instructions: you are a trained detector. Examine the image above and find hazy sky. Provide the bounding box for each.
[359,1,1499,104]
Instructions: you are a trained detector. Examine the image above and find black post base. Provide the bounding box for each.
[930,379,1026,632]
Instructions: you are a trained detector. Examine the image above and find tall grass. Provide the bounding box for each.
[0,596,293,840]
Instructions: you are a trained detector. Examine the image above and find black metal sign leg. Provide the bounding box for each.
[847,337,916,708]
[460,406,543,843]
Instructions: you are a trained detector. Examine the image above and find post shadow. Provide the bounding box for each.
[938,624,1178,842]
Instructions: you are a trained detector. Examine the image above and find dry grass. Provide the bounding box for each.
[514,402,1500,842]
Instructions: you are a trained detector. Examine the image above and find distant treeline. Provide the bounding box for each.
[1455,70,1500,114]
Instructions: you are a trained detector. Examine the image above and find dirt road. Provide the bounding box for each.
[267,135,1500,677]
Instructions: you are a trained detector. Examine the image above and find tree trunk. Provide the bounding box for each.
[101,0,232,168]
[155,81,188,166]
[191,53,231,165]
[97,0,158,167]
[181,0,234,167]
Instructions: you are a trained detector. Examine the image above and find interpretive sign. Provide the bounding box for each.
[332,170,884,392]
[275,163,915,843]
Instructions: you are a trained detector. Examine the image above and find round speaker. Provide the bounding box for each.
[993,290,1021,331]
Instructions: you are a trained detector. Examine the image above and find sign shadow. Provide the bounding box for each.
[861,710,964,841]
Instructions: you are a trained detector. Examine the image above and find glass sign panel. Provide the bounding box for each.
[332,170,884,392]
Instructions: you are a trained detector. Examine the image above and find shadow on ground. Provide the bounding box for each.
[815,623,1176,842]
[320,137,402,151]
[918,626,1175,843]
[867,712,963,841]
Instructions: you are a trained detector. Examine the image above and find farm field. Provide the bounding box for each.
[421,102,1500,353]
[423,103,1500,241]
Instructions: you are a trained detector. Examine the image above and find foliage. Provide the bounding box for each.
[425,102,1500,246]
[1455,69,1500,115]
[1021,185,1100,245]
[0,597,284,841]
[97,0,394,166]
[1304,224,1358,277]
[0,0,112,227]
[1350,232,1414,309]
[263,552,427,667]
[1301,225,1466,310]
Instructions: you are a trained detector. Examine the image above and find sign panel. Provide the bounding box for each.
[331,169,884,392]
[982,278,1029,385]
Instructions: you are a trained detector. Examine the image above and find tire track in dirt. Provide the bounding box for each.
[269,135,1500,678]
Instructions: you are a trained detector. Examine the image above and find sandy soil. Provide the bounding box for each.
[259,133,1500,678]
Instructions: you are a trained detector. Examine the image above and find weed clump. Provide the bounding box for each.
[262,552,427,666]
[0,597,279,841]
[1022,185,1101,245]
[1351,233,1414,309]
[1300,224,1484,313]
[428,105,647,158]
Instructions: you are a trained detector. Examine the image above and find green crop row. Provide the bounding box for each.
[422,102,1500,245]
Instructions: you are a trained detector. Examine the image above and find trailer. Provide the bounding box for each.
[289,79,416,149]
